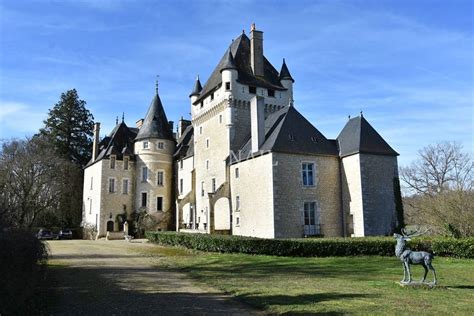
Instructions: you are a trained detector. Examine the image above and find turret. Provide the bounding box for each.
[189,75,202,105]
[279,58,294,105]
[220,48,238,98]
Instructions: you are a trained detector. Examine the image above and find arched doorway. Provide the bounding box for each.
[106,220,114,232]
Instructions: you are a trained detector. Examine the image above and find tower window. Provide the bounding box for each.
[212,178,216,193]
[179,179,183,194]
[235,168,239,178]
[206,138,210,148]
[141,192,147,207]
[210,92,214,101]
[90,177,93,190]
[157,171,164,186]
[143,141,149,149]
[268,89,275,97]
[249,86,256,94]
[110,156,116,169]
[180,160,183,169]
[302,163,315,186]
[123,179,129,194]
[156,197,163,212]
[200,102,203,108]
[219,114,222,124]
[108,178,115,193]
[142,167,148,182]
[199,126,202,135]
[157,142,164,149]
[225,82,231,90]
[201,181,205,197]
[124,157,129,170]
[206,160,209,170]
[236,195,240,209]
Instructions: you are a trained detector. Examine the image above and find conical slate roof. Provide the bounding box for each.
[279,58,294,82]
[189,76,203,97]
[135,92,174,141]
[337,115,398,157]
[220,49,237,72]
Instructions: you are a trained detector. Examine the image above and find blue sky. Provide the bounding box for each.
[0,0,472,166]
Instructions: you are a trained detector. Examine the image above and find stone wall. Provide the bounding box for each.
[272,153,342,238]
[230,153,275,238]
[341,154,364,237]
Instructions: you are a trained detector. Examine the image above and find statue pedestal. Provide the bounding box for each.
[397,281,436,288]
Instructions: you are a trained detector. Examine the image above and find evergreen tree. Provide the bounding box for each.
[38,89,95,228]
[39,89,94,166]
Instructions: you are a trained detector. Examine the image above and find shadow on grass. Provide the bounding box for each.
[51,253,147,260]
[38,265,257,315]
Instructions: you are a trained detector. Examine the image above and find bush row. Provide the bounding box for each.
[0,230,49,315]
[145,231,474,258]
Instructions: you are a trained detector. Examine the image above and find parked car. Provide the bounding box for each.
[37,229,53,240]
[58,229,73,240]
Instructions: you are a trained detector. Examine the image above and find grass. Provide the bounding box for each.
[140,245,474,315]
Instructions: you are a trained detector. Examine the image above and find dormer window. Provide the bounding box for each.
[268,89,275,97]
[249,86,256,94]
[225,82,231,90]
[143,141,149,149]
[110,156,116,169]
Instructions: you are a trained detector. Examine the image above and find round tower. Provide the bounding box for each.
[220,49,238,126]
[279,58,294,105]
[134,85,176,230]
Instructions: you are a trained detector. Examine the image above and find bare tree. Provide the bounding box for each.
[0,138,65,229]
[400,141,474,237]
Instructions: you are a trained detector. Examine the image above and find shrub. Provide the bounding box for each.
[0,229,49,315]
[145,232,474,258]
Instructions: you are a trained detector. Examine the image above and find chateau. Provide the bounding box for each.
[82,25,400,239]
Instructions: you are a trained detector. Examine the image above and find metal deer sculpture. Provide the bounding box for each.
[393,228,437,285]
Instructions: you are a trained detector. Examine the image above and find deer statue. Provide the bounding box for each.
[393,228,437,285]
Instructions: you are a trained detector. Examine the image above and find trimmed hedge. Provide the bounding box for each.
[145,231,474,258]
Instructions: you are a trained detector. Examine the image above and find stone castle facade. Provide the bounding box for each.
[82,26,401,238]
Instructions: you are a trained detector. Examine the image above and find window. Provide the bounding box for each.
[210,92,214,101]
[302,163,315,186]
[206,160,209,170]
[236,195,240,209]
[219,114,222,124]
[157,142,164,149]
[201,181,205,197]
[236,217,240,226]
[268,89,275,97]
[157,171,164,186]
[212,178,216,193]
[206,138,209,148]
[90,177,93,190]
[303,202,320,235]
[180,160,183,169]
[156,197,163,211]
[141,192,147,207]
[143,141,149,149]
[225,82,231,90]
[249,86,256,94]
[235,168,239,178]
[110,156,116,169]
[142,167,148,182]
[89,199,92,214]
[200,102,203,108]
[199,126,202,135]
[179,179,183,194]
[124,157,129,170]
[123,179,129,194]
[108,178,115,193]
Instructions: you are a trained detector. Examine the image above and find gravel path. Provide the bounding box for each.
[45,239,260,315]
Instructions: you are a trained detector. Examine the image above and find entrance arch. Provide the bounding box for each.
[106,220,114,232]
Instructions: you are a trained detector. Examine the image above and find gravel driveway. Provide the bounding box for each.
[44,239,260,315]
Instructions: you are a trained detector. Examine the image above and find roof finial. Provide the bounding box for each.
[155,75,159,95]
[251,23,256,31]
[242,29,245,34]
[116,116,119,125]
[360,110,363,117]
[348,115,351,120]
[122,112,125,123]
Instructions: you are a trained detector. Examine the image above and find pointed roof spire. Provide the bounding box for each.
[122,112,125,123]
[189,75,203,97]
[155,75,159,95]
[116,116,119,125]
[135,89,174,141]
[279,58,294,82]
[220,48,237,73]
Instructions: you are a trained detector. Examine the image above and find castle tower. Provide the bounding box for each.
[134,85,176,230]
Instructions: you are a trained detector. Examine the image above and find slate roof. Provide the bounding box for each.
[86,121,138,167]
[135,92,174,141]
[279,58,294,82]
[236,106,338,162]
[189,76,203,97]
[194,33,286,104]
[174,125,194,159]
[337,115,398,157]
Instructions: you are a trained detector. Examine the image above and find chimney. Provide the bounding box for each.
[251,96,265,152]
[92,122,100,162]
[136,119,144,128]
[178,117,191,138]
[169,121,174,134]
[250,23,264,77]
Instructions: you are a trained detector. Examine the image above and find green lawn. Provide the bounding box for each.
[142,246,474,314]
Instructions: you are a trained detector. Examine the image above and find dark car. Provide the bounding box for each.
[37,229,53,240]
[58,229,73,240]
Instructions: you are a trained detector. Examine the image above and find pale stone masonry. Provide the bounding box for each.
[83,25,401,238]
